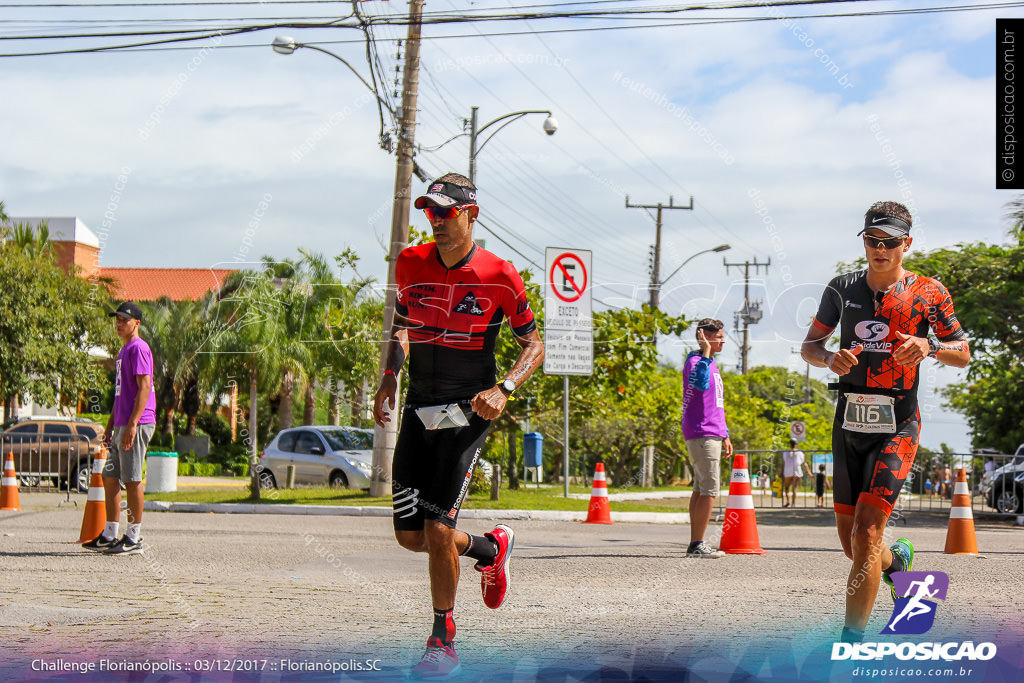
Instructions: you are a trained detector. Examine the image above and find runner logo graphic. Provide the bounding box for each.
[881,571,949,635]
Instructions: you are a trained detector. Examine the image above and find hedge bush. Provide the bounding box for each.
[177,462,221,477]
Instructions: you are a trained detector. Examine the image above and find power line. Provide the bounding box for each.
[4,1,1023,57]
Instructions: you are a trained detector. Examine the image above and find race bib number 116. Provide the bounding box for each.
[842,393,897,434]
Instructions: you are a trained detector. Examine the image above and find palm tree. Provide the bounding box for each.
[206,269,294,499]
[11,222,54,261]
[298,248,381,427]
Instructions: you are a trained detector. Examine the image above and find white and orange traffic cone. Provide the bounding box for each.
[944,468,979,555]
[77,453,108,543]
[717,453,766,554]
[584,462,613,524]
[1,452,21,511]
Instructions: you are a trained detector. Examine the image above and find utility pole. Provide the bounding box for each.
[724,257,771,375]
[624,195,693,309]
[370,0,424,498]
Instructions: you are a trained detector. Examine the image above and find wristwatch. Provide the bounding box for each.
[500,379,516,395]
[927,337,940,359]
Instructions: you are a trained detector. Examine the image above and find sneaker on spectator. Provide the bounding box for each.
[104,536,144,556]
[82,534,117,552]
[686,542,725,559]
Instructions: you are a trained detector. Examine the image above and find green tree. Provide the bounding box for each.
[0,218,114,417]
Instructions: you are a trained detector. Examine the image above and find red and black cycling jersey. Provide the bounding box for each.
[395,243,537,405]
[810,269,966,396]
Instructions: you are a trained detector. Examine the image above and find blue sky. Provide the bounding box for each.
[2,0,1020,451]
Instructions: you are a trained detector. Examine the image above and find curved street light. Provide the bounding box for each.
[272,36,387,112]
[420,105,557,184]
[272,36,430,180]
[660,244,731,287]
[468,106,557,183]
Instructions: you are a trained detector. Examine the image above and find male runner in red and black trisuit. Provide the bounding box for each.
[373,172,544,678]
[801,201,970,643]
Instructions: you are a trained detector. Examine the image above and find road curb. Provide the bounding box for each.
[144,501,689,524]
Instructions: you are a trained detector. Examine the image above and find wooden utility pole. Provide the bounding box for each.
[624,195,693,309]
[371,0,425,498]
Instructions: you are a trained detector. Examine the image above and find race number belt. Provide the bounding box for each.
[842,393,897,434]
[415,403,471,430]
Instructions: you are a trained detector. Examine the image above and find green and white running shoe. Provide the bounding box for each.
[882,538,914,601]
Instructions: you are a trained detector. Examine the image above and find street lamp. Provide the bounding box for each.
[272,36,388,113]
[469,106,558,183]
[660,244,731,288]
[467,106,557,183]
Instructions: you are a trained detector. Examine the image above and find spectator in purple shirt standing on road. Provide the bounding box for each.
[82,301,157,556]
[681,318,733,559]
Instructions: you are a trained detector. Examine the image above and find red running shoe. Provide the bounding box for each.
[475,524,514,609]
[412,637,460,679]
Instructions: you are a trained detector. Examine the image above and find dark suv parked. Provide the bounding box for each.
[1,417,105,491]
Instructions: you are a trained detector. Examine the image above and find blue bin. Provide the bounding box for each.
[523,432,543,469]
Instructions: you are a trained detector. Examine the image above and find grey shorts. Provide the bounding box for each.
[686,437,723,496]
[104,424,155,483]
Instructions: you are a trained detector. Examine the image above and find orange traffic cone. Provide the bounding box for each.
[584,462,613,524]
[717,453,766,554]
[944,468,979,555]
[1,452,21,511]
[77,454,108,543]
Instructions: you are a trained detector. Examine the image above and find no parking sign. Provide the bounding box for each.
[790,421,806,443]
[544,247,593,376]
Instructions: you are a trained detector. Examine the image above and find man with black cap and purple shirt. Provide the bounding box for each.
[373,173,544,678]
[83,301,157,555]
[802,201,970,643]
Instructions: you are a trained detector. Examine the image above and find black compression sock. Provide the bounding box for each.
[687,541,703,552]
[431,608,456,644]
[887,547,906,574]
[460,533,497,565]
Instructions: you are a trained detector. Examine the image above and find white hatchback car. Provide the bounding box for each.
[257,426,374,489]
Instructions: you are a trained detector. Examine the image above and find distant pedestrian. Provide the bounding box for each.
[815,464,831,508]
[782,439,812,508]
[83,301,156,556]
[931,465,943,498]
[943,465,953,499]
[984,457,996,476]
[681,318,731,559]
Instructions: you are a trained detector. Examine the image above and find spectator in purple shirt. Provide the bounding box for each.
[83,301,157,556]
[681,318,733,559]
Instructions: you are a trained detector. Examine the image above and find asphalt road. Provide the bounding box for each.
[1,501,1022,682]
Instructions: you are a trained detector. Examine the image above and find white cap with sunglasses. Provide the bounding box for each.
[414,181,477,209]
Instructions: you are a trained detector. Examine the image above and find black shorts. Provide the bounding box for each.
[832,395,920,518]
[391,403,491,531]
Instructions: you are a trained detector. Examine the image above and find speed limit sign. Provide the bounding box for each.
[790,421,806,443]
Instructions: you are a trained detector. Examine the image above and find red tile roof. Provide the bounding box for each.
[100,268,235,302]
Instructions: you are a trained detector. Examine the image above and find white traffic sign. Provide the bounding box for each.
[790,421,806,443]
[544,247,593,376]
